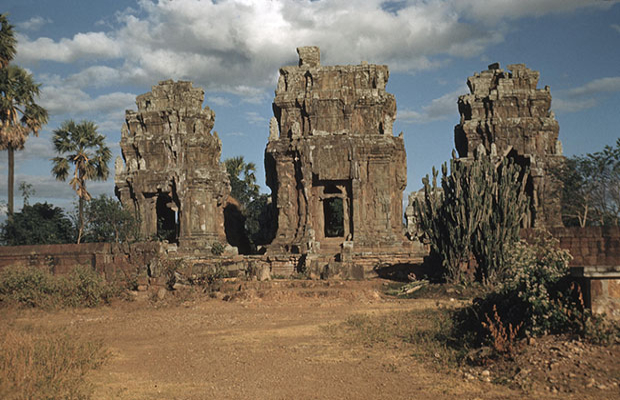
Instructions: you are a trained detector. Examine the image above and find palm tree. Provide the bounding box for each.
[0,65,48,216]
[0,14,47,216]
[0,14,17,67]
[51,120,111,243]
[224,156,259,208]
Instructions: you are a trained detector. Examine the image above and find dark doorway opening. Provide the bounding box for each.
[156,193,178,243]
[224,201,252,255]
[324,197,344,237]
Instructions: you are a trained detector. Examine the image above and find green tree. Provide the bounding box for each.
[81,195,139,243]
[18,181,34,206]
[556,138,620,227]
[51,120,111,243]
[0,17,48,216]
[223,156,274,250]
[224,156,259,207]
[244,193,275,246]
[0,202,74,245]
[0,14,17,68]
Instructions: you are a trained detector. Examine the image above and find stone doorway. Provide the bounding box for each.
[315,181,352,241]
[156,193,178,243]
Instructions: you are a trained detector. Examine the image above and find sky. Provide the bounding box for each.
[2,0,620,215]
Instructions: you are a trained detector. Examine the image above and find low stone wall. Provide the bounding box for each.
[0,242,162,283]
[522,227,620,320]
[522,227,620,267]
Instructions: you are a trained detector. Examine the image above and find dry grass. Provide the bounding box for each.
[324,307,462,370]
[0,320,107,400]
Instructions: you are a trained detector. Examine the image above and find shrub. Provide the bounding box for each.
[211,241,224,256]
[452,233,618,353]
[0,265,59,307]
[0,265,121,308]
[60,266,120,307]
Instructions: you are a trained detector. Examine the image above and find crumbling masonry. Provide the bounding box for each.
[265,47,410,266]
[454,63,564,227]
[115,80,230,250]
[113,52,566,279]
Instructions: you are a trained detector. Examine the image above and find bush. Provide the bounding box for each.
[0,265,58,307]
[0,265,121,308]
[452,233,618,354]
[61,266,120,307]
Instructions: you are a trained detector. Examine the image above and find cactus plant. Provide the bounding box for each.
[415,150,529,284]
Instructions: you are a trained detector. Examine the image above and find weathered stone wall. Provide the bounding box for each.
[523,227,620,319]
[455,63,564,228]
[522,227,620,267]
[115,80,230,251]
[0,242,162,282]
[266,47,409,258]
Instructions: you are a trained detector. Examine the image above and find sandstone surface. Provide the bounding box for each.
[115,80,230,250]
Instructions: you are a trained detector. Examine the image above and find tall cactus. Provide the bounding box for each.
[415,150,529,284]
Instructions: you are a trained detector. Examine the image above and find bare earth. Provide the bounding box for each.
[9,280,620,400]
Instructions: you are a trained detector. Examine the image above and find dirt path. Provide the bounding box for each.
[10,281,614,399]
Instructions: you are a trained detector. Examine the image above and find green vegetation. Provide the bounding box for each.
[224,156,274,250]
[81,194,139,243]
[0,265,122,308]
[0,322,106,400]
[51,120,112,243]
[225,156,260,207]
[0,14,48,216]
[451,233,619,357]
[0,202,74,246]
[415,151,528,284]
[554,138,620,227]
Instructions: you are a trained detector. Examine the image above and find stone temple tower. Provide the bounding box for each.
[265,47,408,261]
[115,80,230,250]
[454,63,564,228]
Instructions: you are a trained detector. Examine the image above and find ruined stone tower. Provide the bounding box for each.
[265,47,408,260]
[454,63,564,227]
[115,80,230,250]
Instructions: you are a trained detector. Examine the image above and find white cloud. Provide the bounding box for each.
[0,173,115,205]
[612,24,620,33]
[552,98,597,113]
[17,16,52,31]
[553,76,620,113]
[245,111,268,125]
[398,87,466,124]
[15,0,612,97]
[16,31,121,63]
[566,76,620,97]
[39,86,136,117]
[207,96,233,107]
[223,131,246,137]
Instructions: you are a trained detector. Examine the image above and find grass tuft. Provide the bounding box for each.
[0,322,107,399]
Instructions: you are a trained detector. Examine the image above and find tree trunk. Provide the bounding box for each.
[8,145,14,216]
[77,196,84,244]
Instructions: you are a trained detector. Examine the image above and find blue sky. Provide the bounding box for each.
[2,0,620,214]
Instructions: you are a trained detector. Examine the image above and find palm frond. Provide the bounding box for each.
[0,14,16,67]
